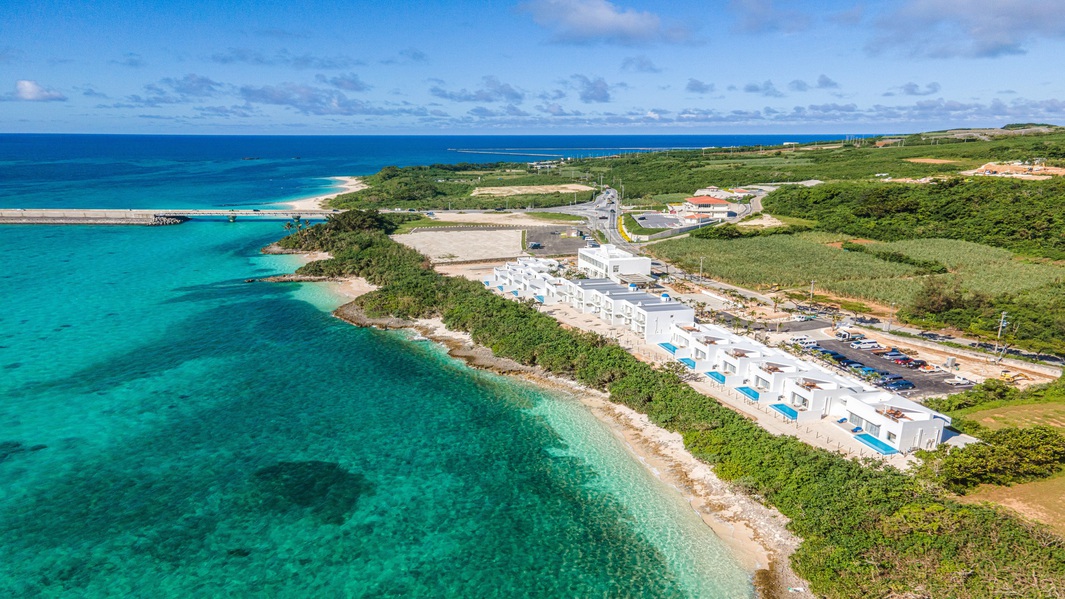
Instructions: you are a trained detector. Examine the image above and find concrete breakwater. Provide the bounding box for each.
[0,209,187,226]
[0,208,335,226]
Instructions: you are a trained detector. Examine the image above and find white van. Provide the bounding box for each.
[789,335,811,344]
[797,339,819,349]
[851,340,881,350]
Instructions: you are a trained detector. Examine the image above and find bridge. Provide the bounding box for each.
[0,208,339,226]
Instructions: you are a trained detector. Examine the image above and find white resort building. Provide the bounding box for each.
[665,322,949,455]
[577,244,652,283]
[484,258,693,343]
[483,257,949,456]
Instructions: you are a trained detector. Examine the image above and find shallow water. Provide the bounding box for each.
[0,135,759,597]
[0,222,753,597]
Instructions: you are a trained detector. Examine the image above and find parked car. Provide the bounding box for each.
[893,357,913,365]
[904,359,928,369]
[945,377,974,386]
[858,366,880,376]
[877,374,903,384]
[882,351,906,359]
[839,360,861,367]
[884,380,916,391]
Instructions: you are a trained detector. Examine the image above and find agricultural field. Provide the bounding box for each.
[652,233,1065,310]
[648,231,919,294]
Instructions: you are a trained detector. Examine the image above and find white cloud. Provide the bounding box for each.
[13,80,67,102]
[522,0,690,45]
[621,56,662,73]
[729,0,810,33]
[685,79,714,94]
[571,74,613,103]
[868,0,1065,58]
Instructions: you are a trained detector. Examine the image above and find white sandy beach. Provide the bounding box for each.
[309,270,804,591]
[284,176,367,210]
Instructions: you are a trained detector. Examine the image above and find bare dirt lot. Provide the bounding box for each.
[471,184,595,196]
[961,162,1065,180]
[428,211,558,227]
[393,229,525,263]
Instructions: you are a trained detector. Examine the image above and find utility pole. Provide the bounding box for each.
[994,311,1009,362]
[699,256,704,280]
[809,280,815,302]
[887,302,896,332]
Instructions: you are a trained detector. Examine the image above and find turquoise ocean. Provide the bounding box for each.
[0,135,827,597]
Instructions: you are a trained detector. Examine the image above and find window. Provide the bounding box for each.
[887,432,897,442]
[755,377,769,390]
[867,422,881,437]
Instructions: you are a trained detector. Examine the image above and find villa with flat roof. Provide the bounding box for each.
[577,244,652,283]
[666,321,951,454]
[485,261,693,344]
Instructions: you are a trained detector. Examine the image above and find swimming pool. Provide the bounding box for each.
[770,403,798,420]
[736,386,760,401]
[658,342,678,354]
[855,433,899,455]
[705,371,726,383]
[678,358,696,369]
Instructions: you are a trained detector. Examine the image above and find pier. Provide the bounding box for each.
[0,208,338,226]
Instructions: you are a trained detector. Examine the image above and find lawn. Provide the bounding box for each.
[964,402,1065,431]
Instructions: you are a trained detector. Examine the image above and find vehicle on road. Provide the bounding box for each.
[945,377,974,386]
[850,340,881,350]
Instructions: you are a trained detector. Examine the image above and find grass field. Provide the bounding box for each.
[962,473,1065,537]
[964,402,1065,431]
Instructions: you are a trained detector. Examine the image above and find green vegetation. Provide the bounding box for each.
[526,211,586,222]
[917,379,1065,492]
[621,214,668,236]
[572,130,1065,200]
[276,210,1065,598]
[328,163,596,210]
[690,221,812,240]
[764,179,1065,259]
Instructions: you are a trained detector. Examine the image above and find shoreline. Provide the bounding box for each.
[327,279,807,597]
[281,176,367,210]
[261,244,807,597]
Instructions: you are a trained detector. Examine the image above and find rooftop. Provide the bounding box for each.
[685,197,730,206]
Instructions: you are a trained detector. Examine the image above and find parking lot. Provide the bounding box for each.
[632,212,681,229]
[525,227,590,256]
[813,339,967,398]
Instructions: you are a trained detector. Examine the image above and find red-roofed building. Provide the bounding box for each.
[682,196,734,219]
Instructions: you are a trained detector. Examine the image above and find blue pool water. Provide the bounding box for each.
[679,358,696,369]
[855,433,900,455]
[771,404,799,420]
[706,371,726,384]
[659,343,678,354]
[736,387,761,401]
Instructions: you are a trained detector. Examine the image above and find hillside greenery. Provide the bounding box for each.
[276,210,1065,598]
[762,178,1065,260]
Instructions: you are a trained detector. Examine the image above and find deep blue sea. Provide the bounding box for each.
[0,134,829,597]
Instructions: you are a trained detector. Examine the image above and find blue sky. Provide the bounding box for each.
[3,0,1065,134]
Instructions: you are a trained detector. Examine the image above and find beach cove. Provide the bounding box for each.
[280,247,807,596]
[0,133,831,597]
